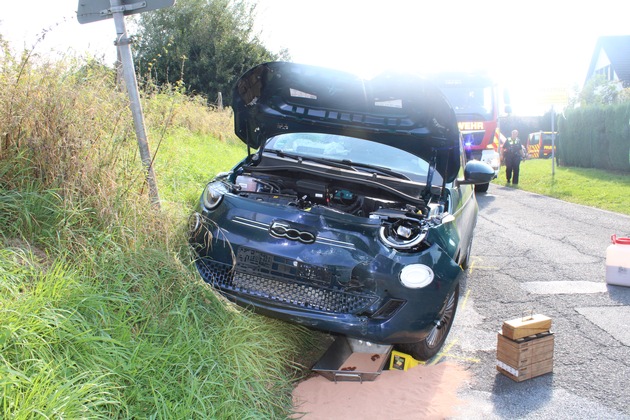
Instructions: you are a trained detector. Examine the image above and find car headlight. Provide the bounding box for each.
[188,212,201,233]
[202,181,228,210]
[399,264,434,288]
[379,219,426,250]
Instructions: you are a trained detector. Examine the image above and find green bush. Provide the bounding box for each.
[608,105,630,170]
[559,103,630,172]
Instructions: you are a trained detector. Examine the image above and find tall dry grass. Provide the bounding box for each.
[0,38,241,251]
[0,40,321,418]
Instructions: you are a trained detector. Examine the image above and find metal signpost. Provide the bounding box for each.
[77,0,176,208]
[536,87,568,177]
[551,105,556,176]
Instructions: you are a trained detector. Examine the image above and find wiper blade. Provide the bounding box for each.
[264,149,303,161]
[339,159,411,180]
[264,149,356,170]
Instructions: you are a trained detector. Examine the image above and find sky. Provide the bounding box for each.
[2,0,630,115]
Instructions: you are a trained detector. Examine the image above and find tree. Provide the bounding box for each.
[133,0,288,105]
[572,74,622,107]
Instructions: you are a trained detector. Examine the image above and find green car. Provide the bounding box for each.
[189,62,494,360]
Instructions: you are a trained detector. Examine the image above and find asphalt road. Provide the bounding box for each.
[444,182,630,419]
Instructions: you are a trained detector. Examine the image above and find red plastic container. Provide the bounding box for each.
[606,235,630,286]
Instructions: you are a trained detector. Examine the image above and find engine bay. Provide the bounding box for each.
[228,169,451,252]
[234,173,430,217]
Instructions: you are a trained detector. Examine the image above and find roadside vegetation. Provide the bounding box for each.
[494,159,630,216]
[0,44,324,418]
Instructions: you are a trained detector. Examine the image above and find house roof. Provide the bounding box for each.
[585,35,630,87]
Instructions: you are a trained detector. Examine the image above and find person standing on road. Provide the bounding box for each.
[502,129,524,185]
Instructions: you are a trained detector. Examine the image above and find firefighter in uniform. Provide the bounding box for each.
[502,129,524,185]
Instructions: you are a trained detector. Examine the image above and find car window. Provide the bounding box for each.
[265,132,438,183]
[440,86,494,120]
[542,133,554,145]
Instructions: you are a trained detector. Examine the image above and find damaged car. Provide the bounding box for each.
[189,62,494,360]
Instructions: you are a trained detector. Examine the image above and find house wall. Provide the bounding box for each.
[594,50,617,82]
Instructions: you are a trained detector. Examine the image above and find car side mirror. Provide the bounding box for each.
[457,160,495,186]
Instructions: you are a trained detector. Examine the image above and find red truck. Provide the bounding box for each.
[429,72,511,192]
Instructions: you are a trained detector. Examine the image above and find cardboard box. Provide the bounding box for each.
[502,314,552,340]
[496,332,554,382]
[497,332,554,366]
[497,358,554,382]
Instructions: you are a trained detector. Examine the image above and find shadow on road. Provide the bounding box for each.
[475,191,496,212]
[491,373,554,417]
[607,284,630,305]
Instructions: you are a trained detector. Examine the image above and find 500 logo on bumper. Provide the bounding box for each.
[269,221,316,244]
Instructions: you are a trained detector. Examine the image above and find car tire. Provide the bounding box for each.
[475,182,489,193]
[395,283,460,360]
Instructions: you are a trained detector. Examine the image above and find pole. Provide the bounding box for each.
[551,105,556,176]
[110,0,161,208]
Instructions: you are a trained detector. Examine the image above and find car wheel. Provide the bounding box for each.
[395,283,460,360]
[475,182,489,193]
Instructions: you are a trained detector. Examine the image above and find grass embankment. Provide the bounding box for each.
[0,47,322,418]
[494,158,630,216]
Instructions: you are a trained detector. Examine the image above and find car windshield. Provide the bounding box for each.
[542,133,555,145]
[440,86,494,121]
[264,132,440,184]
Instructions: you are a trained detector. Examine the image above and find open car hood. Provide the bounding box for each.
[233,62,462,182]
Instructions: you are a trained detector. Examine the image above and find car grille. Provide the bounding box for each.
[195,258,379,314]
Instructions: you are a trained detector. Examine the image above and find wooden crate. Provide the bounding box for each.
[497,358,554,382]
[496,332,554,382]
[502,314,552,340]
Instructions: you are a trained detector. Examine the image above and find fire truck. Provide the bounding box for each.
[527,131,557,158]
[428,72,511,192]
